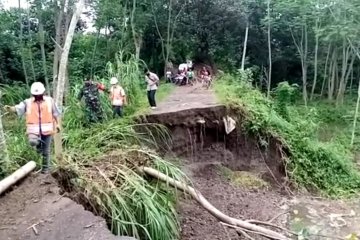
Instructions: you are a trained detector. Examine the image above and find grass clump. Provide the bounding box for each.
[57,146,187,240]
[56,112,186,239]
[215,73,360,196]
[218,166,269,189]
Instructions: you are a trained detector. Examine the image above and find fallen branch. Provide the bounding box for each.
[247,220,297,236]
[0,161,37,195]
[221,222,255,240]
[141,166,289,240]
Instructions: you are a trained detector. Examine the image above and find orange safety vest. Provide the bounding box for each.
[110,86,125,106]
[25,96,55,136]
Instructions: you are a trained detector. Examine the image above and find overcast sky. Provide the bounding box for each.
[1,0,98,33]
[2,0,30,9]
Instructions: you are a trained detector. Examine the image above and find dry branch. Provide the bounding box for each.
[141,166,289,240]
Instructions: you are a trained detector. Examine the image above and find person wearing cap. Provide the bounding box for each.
[4,82,61,174]
[109,77,127,118]
[144,69,159,109]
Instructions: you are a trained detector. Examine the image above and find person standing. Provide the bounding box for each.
[5,82,61,173]
[187,68,194,85]
[78,77,106,124]
[109,77,127,118]
[145,70,159,109]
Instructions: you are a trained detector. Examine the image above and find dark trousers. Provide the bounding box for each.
[29,134,52,173]
[147,90,157,107]
[113,105,123,117]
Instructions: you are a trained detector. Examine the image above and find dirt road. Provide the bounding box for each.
[0,174,134,240]
[152,84,220,115]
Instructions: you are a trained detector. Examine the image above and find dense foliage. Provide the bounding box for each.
[1,0,360,95]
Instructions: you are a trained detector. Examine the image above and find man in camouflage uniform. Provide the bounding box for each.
[78,78,106,124]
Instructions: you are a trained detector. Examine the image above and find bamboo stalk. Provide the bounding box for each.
[0,161,36,195]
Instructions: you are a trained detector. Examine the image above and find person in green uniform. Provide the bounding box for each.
[78,78,106,124]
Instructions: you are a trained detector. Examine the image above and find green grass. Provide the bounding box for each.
[214,73,360,196]
[57,119,188,240]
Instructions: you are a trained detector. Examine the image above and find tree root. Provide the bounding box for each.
[141,166,290,240]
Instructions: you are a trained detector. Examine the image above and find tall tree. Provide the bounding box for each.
[151,0,186,74]
[267,0,272,97]
[54,0,84,159]
[0,91,9,171]
[53,0,67,97]
[18,0,30,88]
[35,0,50,95]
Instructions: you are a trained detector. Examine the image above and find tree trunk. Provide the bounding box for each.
[18,0,29,88]
[350,67,354,98]
[130,0,141,60]
[90,29,101,77]
[267,0,272,98]
[53,0,66,97]
[290,23,308,105]
[164,0,173,76]
[302,24,308,106]
[0,90,9,171]
[0,67,4,82]
[37,5,50,95]
[151,0,166,73]
[336,41,351,105]
[310,19,319,100]
[54,0,84,160]
[351,79,360,147]
[328,50,337,101]
[241,21,249,71]
[27,9,36,82]
[320,43,331,97]
[338,53,355,105]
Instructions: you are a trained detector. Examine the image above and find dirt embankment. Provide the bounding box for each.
[144,105,287,185]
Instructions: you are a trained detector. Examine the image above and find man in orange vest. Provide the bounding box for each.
[109,77,127,117]
[5,82,60,174]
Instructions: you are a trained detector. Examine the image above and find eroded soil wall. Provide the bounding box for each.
[143,106,286,184]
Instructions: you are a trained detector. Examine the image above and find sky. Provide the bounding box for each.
[2,0,30,10]
[1,0,97,33]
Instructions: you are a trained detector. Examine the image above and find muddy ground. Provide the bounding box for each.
[178,158,289,240]
[0,174,134,240]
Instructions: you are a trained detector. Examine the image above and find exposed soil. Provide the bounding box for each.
[0,173,134,240]
[178,161,289,240]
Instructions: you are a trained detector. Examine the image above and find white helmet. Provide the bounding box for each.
[30,82,46,95]
[110,77,118,85]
